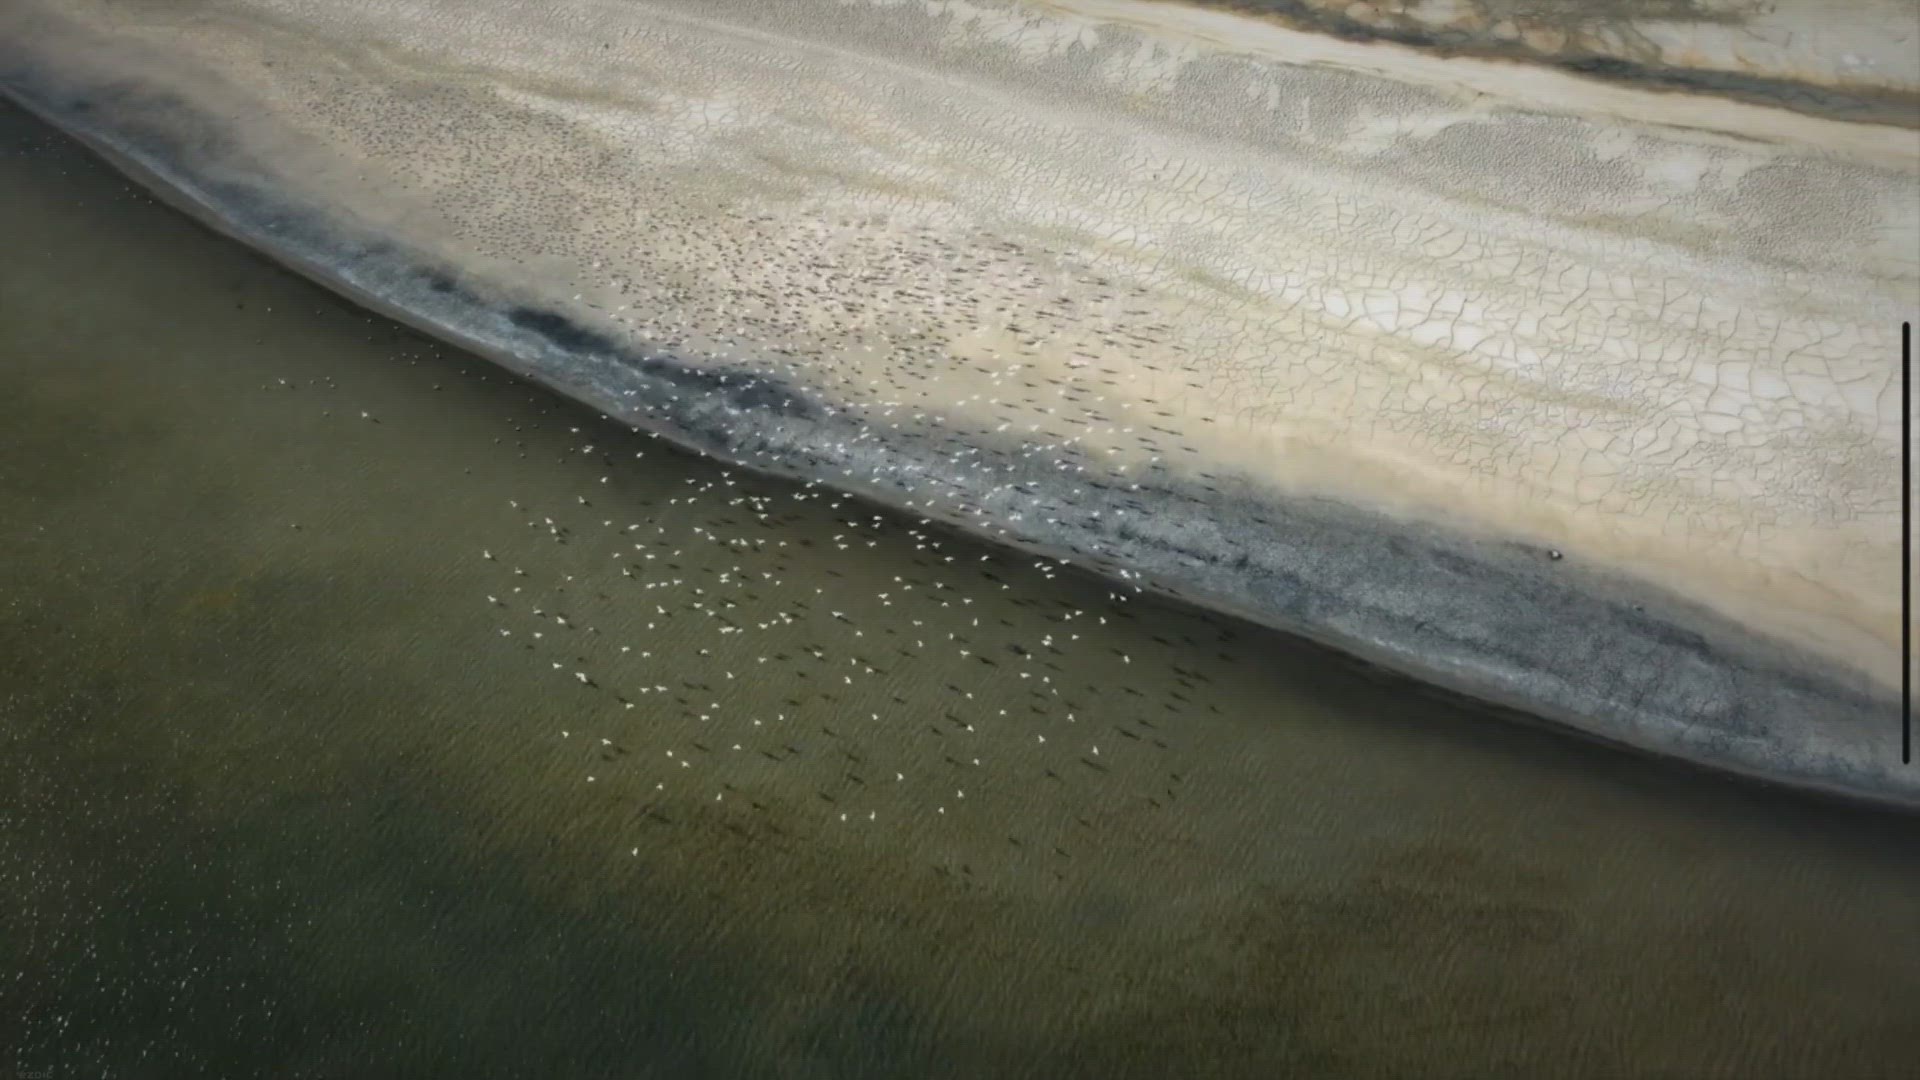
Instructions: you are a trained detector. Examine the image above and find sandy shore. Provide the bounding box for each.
[2,0,1913,806]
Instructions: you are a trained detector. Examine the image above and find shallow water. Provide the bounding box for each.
[2,99,1916,1079]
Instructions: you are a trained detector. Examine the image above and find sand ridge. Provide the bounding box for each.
[1058,0,1920,130]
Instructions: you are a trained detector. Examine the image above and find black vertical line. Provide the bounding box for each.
[1905,320,1912,765]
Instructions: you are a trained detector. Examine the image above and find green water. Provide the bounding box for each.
[2,99,1915,1079]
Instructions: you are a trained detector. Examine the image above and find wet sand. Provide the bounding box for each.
[2,0,1913,806]
[5,98,1920,1079]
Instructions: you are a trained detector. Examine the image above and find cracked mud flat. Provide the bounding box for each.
[2,0,1915,806]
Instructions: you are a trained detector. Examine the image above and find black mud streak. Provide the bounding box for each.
[3,63,1908,811]
[1155,0,1920,129]
[505,306,617,355]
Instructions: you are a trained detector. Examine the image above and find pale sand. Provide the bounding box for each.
[2,0,1914,802]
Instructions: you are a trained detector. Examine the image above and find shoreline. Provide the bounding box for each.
[3,69,1908,812]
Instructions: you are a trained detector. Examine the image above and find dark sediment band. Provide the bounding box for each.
[1159,0,1920,130]
[3,63,1909,812]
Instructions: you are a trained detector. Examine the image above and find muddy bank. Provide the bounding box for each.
[1,0,1911,808]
